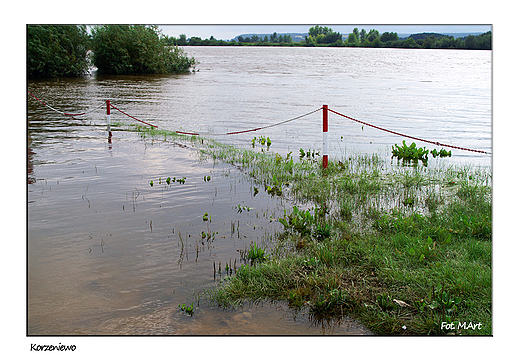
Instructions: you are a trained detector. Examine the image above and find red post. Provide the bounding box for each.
[323,105,328,169]
[106,100,111,132]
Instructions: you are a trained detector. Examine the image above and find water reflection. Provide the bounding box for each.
[107,131,112,150]
[27,133,36,184]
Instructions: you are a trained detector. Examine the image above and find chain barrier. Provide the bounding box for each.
[327,107,491,155]
[28,91,490,155]
[28,91,104,117]
[176,107,322,136]
[109,103,158,128]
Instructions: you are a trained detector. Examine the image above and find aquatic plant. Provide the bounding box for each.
[299,148,320,160]
[235,204,252,213]
[251,136,271,149]
[392,140,429,165]
[431,148,452,158]
[179,303,194,316]
[279,205,331,240]
[150,176,185,187]
[392,140,452,165]
[246,242,267,264]
[202,212,213,237]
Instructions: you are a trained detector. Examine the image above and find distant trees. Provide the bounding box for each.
[347,33,357,45]
[306,25,343,45]
[88,25,493,53]
[162,26,491,50]
[380,31,399,42]
[28,25,91,78]
[233,32,293,45]
[343,28,491,50]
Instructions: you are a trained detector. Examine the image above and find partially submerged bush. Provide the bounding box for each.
[91,25,197,75]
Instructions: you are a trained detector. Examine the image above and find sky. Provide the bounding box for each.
[159,24,492,40]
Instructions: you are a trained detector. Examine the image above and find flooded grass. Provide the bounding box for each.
[133,123,492,335]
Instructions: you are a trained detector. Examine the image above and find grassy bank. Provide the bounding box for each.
[132,124,492,335]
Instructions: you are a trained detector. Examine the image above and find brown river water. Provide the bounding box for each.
[27,46,491,335]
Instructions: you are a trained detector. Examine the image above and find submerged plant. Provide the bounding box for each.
[246,242,267,264]
[150,176,185,187]
[431,148,452,158]
[392,140,429,165]
[299,148,320,160]
[235,204,252,213]
[179,303,194,316]
[252,136,272,149]
[202,212,212,236]
[392,140,452,165]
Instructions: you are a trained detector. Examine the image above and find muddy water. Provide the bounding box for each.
[28,46,491,335]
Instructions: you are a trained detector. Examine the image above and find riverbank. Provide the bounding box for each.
[134,124,492,335]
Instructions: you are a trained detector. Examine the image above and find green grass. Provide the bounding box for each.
[133,124,492,336]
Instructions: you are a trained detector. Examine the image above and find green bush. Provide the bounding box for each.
[91,25,196,75]
[28,25,91,78]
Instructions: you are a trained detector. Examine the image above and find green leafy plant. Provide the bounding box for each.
[392,140,429,165]
[28,25,91,78]
[179,303,194,316]
[266,174,283,197]
[251,136,272,149]
[279,206,315,237]
[406,236,438,262]
[431,148,452,158]
[299,148,320,160]
[279,206,330,240]
[246,242,267,264]
[151,176,185,187]
[414,284,462,328]
[235,204,252,213]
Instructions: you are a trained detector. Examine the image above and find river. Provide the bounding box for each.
[27,46,491,335]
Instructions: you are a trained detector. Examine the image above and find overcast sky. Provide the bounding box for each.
[159,25,491,40]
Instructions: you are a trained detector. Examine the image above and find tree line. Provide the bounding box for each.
[28,25,491,78]
[166,26,492,50]
[28,25,197,78]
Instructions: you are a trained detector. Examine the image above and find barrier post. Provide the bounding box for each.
[322,105,328,169]
[106,100,111,132]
